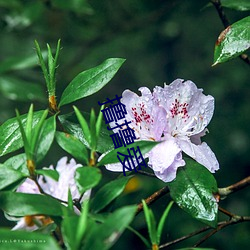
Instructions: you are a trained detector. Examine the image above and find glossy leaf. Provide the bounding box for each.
[75,167,102,194]
[4,153,28,175]
[89,108,97,150]
[157,201,174,244]
[0,76,46,102]
[97,140,159,166]
[213,16,250,65]
[221,0,250,11]
[62,201,89,250]
[0,228,60,250]
[62,215,80,250]
[36,116,56,162]
[0,164,27,190]
[96,105,104,140]
[59,58,125,106]
[168,159,218,227]
[0,111,44,157]
[91,176,132,213]
[59,113,114,153]
[56,131,89,164]
[73,106,91,146]
[0,192,65,216]
[36,169,59,181]
[83,205,137,250]
[76,201,89,247]
[142,200,157,245]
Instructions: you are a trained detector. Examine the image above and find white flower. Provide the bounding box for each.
[12,157,90,231]
[103,79,219,182]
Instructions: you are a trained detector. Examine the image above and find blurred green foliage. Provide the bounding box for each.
[0,0,249,249]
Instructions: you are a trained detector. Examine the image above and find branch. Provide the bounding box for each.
[136,186,169,215]
[218,176,250,198]
[211,0,250,66]
[159,216,250,249]
[159,224,212,249]
[193,216,250,247]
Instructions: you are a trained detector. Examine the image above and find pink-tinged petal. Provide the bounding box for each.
[190,128,208,145]
[39,157,82,201]
[121,88,167,140]
[178,139,219,173]
[16,178,40,194]
[38,165,57,195]
[154,79,214,136]
[148,137,185,182]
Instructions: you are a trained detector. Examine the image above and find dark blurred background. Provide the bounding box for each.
[0,0,249,249]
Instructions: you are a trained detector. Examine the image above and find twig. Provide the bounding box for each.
[193,216,250,247]
[218,176,250,198]
[159,216,250,249]
[159,224,211,249]
[33,177,68,204]
[136,186,169,215]
[211,0,230,27]
[218,206,235,218]
[211,0,250,66]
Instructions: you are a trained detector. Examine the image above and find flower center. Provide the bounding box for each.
[170,99,190,121]
[131,102,153,126]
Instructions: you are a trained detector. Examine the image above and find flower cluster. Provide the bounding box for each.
[104,79,219,182]
[11,157,90,231]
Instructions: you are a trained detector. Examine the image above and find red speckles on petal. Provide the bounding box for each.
[170,99,190,121]
[131,102,153,125]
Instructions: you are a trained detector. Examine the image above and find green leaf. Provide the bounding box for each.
[4,153,28,175]
[83,205,137,250]
[0,76,46,102]
[59,58,125,106]
[213,16,250,65]
[36,169,59,181]
[56,131,89,164]
[30,110,49,158]
[62,215,80,250]
[59,113,114,153]
[97,140,159,166]
[221,0,250,11]
[96,105,104,140]
[35,40,50,90]
[62,201,89,250]
[0,110,44,157]
[157,201,174,244]
[75,167,102,194]
[91,176,132,213]
[0,164,27,190]
[36,116,56,162]
[76,201,89,247]
[67,188,74,212]
[127,226,151,248]
[0,228,60,250]
[73,106,91,146]
[142,200,157,245]
[0,191,65,216]
[89,108,97,149]
[168,159,218,227]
